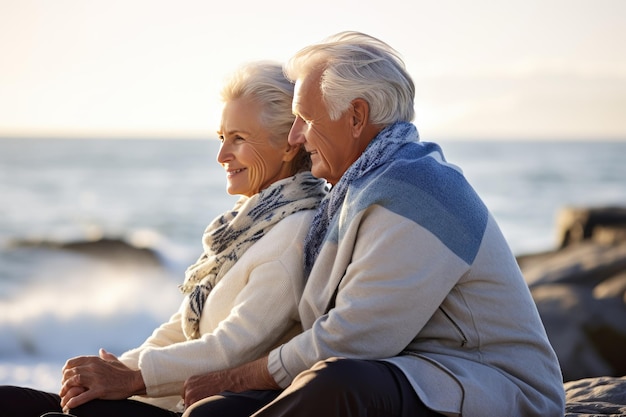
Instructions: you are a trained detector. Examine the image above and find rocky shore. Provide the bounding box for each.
[517,206,626,416]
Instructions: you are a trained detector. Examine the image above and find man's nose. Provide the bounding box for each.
[288,118,305,146]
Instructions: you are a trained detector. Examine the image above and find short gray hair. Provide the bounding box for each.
[284,31,415,124]
[220,61,310,173]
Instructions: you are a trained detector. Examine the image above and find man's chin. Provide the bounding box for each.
[310,167,325,179]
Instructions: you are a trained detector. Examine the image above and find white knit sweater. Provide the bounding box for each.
[119,210,313,411]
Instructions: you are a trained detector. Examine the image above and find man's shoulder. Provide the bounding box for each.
[345,151,489,264]
[349,146,465,209]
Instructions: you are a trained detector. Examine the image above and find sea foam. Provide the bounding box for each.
[0,238,188,392]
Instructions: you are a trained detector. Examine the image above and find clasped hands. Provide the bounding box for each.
[60,350,278,412]
[60,348,145,412]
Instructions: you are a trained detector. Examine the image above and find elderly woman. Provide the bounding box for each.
[0,61,326,417]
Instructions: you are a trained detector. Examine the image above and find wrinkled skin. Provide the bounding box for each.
[60,348,145,412]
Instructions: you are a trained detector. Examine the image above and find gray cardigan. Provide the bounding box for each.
[268,137,565,417]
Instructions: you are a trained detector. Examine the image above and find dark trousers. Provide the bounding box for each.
[184,358,445,417]
[0,385,180,417]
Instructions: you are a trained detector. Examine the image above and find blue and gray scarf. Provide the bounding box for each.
[303,122,418,276]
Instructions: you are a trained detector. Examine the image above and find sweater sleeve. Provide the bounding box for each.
[118,307,187,370]
[137,213,309,397]
[268,205,470,387]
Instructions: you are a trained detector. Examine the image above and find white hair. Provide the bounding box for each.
[284,31,415,124]
[220,61,295,144]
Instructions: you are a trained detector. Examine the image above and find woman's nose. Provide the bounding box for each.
[216,142,232,164]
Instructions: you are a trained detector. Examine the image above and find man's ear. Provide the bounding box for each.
[350,98,370,137]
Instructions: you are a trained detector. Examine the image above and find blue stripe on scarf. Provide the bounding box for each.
[342,141,488,265]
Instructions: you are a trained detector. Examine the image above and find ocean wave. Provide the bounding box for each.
[0,235,191,391]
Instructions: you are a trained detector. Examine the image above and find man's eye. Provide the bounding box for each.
[218,135,225,143]
[295,115,312,126]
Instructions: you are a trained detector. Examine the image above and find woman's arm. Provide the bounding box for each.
[138,213,309,397]
[118,307,187,369]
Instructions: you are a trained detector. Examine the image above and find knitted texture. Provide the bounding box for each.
[180,172,326,339]
[303,122,417,276]
[303,121,489,277]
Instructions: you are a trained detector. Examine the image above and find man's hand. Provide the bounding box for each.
[60,348,146,411]
[182,356,279,407]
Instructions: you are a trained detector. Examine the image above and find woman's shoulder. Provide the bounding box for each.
[267,209,316,238]
[239,209,315,266]
[255,210,315,252]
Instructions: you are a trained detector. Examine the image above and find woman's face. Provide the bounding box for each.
[217,97,295,197]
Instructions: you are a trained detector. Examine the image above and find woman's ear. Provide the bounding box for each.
[282,143,301,162]
[350,98,370,137]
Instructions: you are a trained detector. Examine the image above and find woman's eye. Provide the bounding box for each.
[217,135,225,143]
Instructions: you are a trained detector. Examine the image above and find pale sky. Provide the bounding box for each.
[1,0,625,140]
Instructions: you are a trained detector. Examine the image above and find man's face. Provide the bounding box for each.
[288,70,362,185]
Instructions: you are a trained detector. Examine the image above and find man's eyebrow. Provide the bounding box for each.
[293,104,311,119]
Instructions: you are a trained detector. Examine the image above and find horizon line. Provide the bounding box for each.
[2,134,626,142]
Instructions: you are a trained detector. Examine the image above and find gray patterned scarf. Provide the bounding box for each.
[180,171,327,339]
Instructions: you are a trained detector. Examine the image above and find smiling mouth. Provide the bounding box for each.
[226,168,246,177]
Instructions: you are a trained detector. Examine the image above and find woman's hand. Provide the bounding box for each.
[60,348,146,411]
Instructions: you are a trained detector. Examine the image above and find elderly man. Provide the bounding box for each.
[182,31,565,417]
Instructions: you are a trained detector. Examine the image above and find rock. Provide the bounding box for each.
[60,238,162,266]
[557,206,626,248]
[530,282,626,381]
[10,237,163,267]
[564,375,626,417]
[519,242,626,288]
[518,206,626,383]
[594,271,626,302]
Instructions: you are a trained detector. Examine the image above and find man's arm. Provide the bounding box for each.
[182,355,279,407]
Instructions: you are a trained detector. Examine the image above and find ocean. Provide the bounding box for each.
[1,137,625,393]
